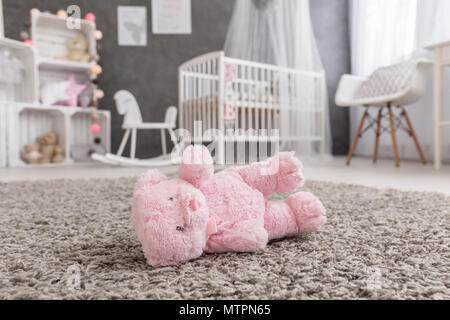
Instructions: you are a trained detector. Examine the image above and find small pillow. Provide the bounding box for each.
[40,81,71,106]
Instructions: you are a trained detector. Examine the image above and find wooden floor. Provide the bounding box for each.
[1,156,450,195]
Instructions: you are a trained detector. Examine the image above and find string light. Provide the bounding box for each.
[84,12,96,22]
[90,123,101,133]
[56,10,68,18]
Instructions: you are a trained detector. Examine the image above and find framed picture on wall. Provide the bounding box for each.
[151,0,192,34]
[117,6,147,46]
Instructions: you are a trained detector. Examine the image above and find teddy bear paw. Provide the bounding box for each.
[286,192,326,234]
[274,152,304,192]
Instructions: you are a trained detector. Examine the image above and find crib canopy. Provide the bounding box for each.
[224,0,331,158]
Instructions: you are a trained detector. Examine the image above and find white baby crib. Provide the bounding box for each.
[178,51,327,161]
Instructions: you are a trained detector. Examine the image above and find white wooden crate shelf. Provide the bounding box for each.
[31,12,98,62]
[7,104,110,167]
[0,12,108,168]
[68,109,111,162]
[8,104,70,167]
[32,11,99,104]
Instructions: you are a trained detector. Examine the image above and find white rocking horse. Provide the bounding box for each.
[92,90,182,166]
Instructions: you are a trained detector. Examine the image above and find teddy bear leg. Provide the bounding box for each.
[264,200,299,240]
[285,192,327,234]
[206,220,268,253]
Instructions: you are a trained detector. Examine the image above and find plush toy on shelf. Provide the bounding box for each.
[61,75,86,106]
[78,82,96,107]
[40,75,86,107]
[56,37,91,63]
[40,80,70,105]
[52,145,65,163]
[23,144,43,164]
[37,132,64,163]
[132,145,327,267]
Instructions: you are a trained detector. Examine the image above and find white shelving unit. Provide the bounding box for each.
[0,12,110,167]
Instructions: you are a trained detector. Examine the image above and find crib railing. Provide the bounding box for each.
[178,51,326,156]
[179,52,222,137]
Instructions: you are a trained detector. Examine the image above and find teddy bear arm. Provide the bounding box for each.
[207,220,268,253]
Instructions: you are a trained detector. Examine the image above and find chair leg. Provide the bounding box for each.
[130,129,137,159]
[161,129,167,155]
[373,108,383,164]
[402,109,426,164]
[117,129,130,156]
[387,105,400,167]
[346,109,368,166]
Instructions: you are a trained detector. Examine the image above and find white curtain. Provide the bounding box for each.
[416,0,450,49]
[350,0,450,162]
[224,0,331,159]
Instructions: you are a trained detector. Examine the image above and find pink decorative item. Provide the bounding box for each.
[95,89,104,99]
[224,102,236,120]
[224,62,235,82]
[90,123,100,133]
[24,39,33,46]
[94,30,103,40]
[91,64,102,75]
[132,145,327,267]
[56,10,68,18]
[84,12,96,22]
[56,75,86,106]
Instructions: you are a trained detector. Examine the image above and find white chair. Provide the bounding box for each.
[335,59,431,167]
[114,90,177,159]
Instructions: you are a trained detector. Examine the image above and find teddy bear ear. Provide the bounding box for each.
[135,169,167,193]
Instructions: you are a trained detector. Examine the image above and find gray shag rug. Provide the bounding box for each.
[0,177,449,300]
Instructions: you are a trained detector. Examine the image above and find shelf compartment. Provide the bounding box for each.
[8,104,69,166]
[0,38,38,104]
[31,12,98,62]
[69,109,111,162]
[38,65,94,106]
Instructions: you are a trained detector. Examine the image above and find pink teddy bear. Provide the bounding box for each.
[132,145,326,267]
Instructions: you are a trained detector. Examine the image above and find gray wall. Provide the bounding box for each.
[4,0,350,157]
[310,0,351,155]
